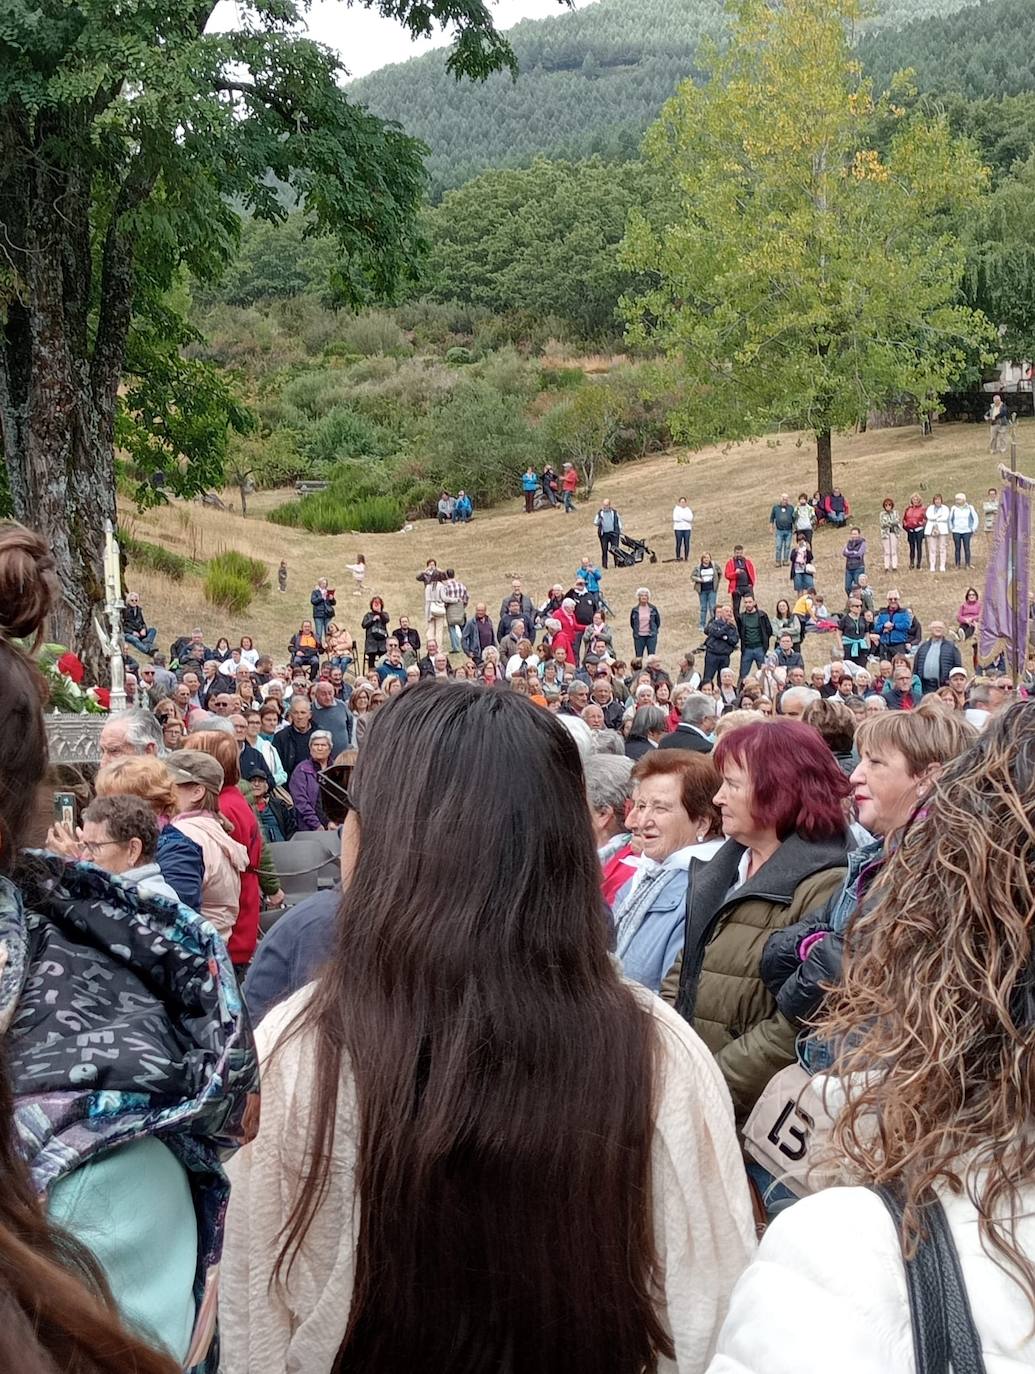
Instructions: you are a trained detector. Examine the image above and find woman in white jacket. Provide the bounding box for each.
[220,682,755,1374]
[708,703,1035,1373]
[673,498,695,562]
[924,492,952,572]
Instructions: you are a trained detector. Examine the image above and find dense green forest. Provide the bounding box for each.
[170,0,1035,533]
[348,0,1004,195]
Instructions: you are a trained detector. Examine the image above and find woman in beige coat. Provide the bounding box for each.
[220,682,755,1374]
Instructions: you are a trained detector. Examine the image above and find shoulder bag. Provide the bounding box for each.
[876,1187,987,1374]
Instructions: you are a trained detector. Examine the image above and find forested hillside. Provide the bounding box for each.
[348,0,993,195]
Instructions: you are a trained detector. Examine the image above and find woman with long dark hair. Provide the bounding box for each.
[709,703,1035,1371]
[221,681,755,1373]
[0,523,255,1371]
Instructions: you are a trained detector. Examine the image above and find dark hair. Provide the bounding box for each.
[801,697,856,757]
[274,682,673,1371]
[714,718,850,841]
[0,525,58,868]
[82,795,159,863]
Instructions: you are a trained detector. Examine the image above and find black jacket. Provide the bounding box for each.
[273,724,313,780]
[703,617,739,658]
[310,588,337,618]
[624,736,655,761]
[735,608,773,652]
[658,724,713,753]
[566,590,598,627]
[913,637,961,690]
[760,846,885,1028]
[361,610,390,657]
[122,605,148,636]
[629,603,662,637]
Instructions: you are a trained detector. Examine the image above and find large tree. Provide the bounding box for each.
[620,0,995,491]
[0,0,541,661]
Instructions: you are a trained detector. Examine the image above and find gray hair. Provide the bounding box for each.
[681,693,715,727]
[310,730,333,747]
[635,586,651,598]
[112,708,165,757]
[590,729,626,757]
[969,681,993,707]
[631,704,667,737]
[584,754,635,814]
[780,686,821,713]
[556,714,593,760]
[189,712,235,736]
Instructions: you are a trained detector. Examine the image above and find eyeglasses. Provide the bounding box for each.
[79,838,123,856]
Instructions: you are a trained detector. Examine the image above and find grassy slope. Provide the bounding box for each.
[122,420,1024,672]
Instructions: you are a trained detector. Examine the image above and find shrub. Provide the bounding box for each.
[445,345,474,365]
[266,489,404,535]
[204,567,253,614]
[539,365,586,391]
[121,534,189,581]
[421,378,541,506]
[209,549,269,590]
[280,370,353,421]
[336,310,411,357]
[305,405,393,467]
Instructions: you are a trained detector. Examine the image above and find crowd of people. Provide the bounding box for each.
[4,448,1035,1374]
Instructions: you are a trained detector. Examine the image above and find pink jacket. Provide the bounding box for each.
[171,812,248,940]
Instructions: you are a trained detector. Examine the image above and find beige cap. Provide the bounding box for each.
[165,749,223,791]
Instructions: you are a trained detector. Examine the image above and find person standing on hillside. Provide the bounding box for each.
[723,545,756,619]
[440,566,469,653]
[521,465,539,514]
[562,462,579,513]
[768,493,796,567]
[986,392,1009,453]
[278,559,288,593]
[310,578,336,643]
[594,499,622,568]
[672,497,694,561]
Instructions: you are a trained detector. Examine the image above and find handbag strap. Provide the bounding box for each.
[876,1187,987,1374]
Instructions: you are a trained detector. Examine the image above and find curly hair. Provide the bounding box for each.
[820,702,1035,1301]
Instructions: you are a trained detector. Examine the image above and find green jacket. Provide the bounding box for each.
[660,832,849,1121]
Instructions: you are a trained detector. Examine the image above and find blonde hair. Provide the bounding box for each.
[712,709,755,739]
[95,756,176,817]
[854,698,975,780]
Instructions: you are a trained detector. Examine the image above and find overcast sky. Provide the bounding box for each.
[212,1,594,80]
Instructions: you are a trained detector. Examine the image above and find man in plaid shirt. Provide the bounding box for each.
[440,567,470,652]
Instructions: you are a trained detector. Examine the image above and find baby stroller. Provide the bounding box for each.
[612,533,658,567]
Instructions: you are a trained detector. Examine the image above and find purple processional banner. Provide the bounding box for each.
[979,464,1034,671]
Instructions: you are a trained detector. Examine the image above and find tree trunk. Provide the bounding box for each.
[1,116,138,678]
[816,429,833,493]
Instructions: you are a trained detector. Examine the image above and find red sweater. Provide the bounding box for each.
[219,784,262,966]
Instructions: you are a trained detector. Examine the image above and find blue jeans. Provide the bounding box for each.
[315,618,331,646]
[844,566,864,594]
[632,634,658,658]
[675,529,691,560]
[448,622,463,652]
[563,490,575,513]
[698,587,717,630]
[953,532,972,567]
[124,628,157,655]
[774,529,792,563]
[740,646,766,680]
[329,654,353,672]
[793,571,815,593]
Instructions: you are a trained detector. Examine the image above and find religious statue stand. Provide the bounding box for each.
[93,518,127,713]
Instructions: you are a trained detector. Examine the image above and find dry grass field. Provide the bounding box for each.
[121,418,1029,672]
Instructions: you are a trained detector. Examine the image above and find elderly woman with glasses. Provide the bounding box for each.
[289,730,335,831]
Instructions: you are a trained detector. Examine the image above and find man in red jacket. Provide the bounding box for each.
[723,545,757,618]
[561,462,579,513]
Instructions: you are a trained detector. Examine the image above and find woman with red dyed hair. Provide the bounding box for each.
[660,718,850,1120]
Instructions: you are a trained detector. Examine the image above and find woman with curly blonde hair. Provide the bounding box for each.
[708,702,1035,1372]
